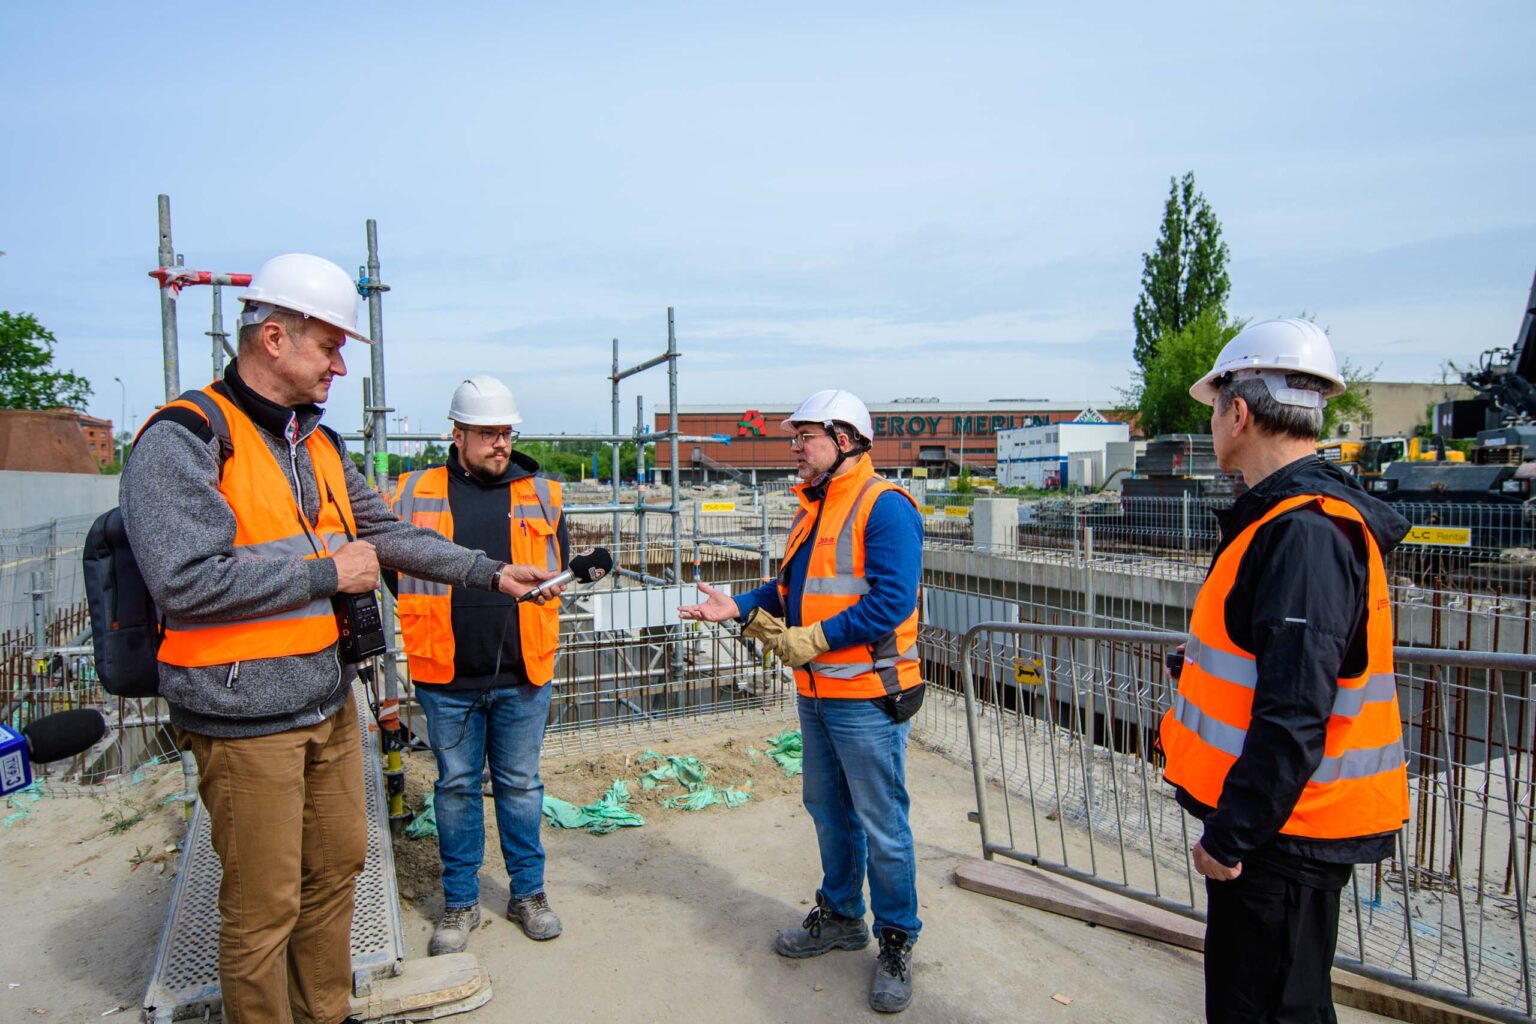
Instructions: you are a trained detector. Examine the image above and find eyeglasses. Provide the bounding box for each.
[470,427,517,445]
[788,430,829,450]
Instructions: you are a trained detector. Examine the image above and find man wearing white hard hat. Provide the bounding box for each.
[680,389,926,1014]
[389,375,570,955]
[121,255,564,1024]
[1160,319,1411,1023]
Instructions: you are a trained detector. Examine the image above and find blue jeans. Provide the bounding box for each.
[416,683,554,909]
[797,694,921,940]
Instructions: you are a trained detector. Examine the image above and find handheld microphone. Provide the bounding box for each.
[1,709,109,796]
[516,547,614,603]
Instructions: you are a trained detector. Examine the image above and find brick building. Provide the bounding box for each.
[76,413,115,468]
[657,400,1125,484]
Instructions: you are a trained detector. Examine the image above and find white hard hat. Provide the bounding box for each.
[238,253,369,342]
[1189,318,1346,408]
[781,389,875,443]
[449,375,522,427]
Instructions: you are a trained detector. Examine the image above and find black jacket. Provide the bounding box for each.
[1177,456,1411,876]
[387,447,571,690]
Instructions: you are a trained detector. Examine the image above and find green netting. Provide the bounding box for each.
[542,780,645,835]
[764,730,803,777]
[404,792,437,839]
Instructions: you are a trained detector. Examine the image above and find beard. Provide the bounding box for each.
[464,456,508,484]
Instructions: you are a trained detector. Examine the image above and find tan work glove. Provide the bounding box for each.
[743,608,829,667]
[742,607,788,644]
[772,622,830,667]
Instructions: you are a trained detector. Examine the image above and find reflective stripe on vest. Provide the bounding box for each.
[1159,493,1410,841]
[156,384,355,667]
[777,456,922,700]
[393,466,563,685]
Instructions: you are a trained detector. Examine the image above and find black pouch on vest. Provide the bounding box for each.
[872,683,925,723]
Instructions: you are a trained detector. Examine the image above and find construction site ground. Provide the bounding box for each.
[0,721,1398,1024]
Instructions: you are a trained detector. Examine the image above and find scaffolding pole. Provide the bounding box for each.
[156,195,179,402]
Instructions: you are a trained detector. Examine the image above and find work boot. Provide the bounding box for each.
[428,904,481,956]
[774,890,871,958]
[508,891,563,940]
[869,927,914,1013]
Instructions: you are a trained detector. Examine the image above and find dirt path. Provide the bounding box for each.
[0,724,1399,1023]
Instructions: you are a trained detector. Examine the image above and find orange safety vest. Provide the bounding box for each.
[154,384,356,668]
[392,466,563,686]
[1160,494,1409,841]
[778,455,922,699]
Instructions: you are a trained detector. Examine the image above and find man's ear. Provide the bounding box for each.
[258,319,290,358]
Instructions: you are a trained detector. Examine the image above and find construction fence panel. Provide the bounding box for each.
[930,621,1536,1023]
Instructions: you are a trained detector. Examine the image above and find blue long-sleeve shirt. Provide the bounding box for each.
[735,490,923,651]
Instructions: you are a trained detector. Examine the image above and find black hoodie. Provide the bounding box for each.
[1177,455,1412,880]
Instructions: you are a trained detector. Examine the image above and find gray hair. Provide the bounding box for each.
[1215,372,1331,441]
[237,306,314,352]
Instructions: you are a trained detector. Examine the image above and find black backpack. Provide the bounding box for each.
[84,391,232,698]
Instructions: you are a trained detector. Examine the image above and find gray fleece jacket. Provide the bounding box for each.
[120,367,500,738]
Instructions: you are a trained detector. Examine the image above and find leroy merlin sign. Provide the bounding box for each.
[871,414,1049,437]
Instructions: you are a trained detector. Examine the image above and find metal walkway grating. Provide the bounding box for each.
[142,684,405,1023]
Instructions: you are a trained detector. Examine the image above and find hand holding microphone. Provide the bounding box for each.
[499,547,614,604]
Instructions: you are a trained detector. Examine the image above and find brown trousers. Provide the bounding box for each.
[183,699,368,1024]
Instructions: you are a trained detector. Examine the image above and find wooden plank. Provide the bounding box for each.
[953,858,1501,1024]
[954,856,1204,951]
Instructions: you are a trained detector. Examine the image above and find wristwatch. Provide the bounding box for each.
[491,562,509,592]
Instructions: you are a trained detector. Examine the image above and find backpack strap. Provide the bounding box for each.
[135,388,235,477]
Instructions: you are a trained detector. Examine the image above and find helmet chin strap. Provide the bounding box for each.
[803,425,867,501]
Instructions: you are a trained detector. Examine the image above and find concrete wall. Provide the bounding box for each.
[1335,381,1475,439]
[0,471,120,531]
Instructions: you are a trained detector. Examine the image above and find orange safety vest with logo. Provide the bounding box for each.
[152,384,357,668]
[778,455,922,699]
[1160,494,1409,841]
[392,467,563,686]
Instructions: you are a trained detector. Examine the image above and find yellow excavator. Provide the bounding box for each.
[1317,435,1464,480]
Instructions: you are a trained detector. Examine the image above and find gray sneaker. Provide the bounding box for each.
[429,904,481,956]
[508,891,563,940]
[774,890,871,958]
[869,927,914,1013]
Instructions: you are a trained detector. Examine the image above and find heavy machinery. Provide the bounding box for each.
[1366,268,1536,553]
[1317,436,1464,479]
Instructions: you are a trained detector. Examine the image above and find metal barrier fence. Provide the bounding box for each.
[0,514,96,637]
[935,621,1536,1022]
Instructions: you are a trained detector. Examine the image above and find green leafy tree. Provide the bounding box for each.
[1132,173,1231,371]
[0,311,92,409]
[1320,359,1375,438]
[1123,309,1243,437]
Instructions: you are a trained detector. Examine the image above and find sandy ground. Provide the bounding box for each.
[0,724,1398,1024]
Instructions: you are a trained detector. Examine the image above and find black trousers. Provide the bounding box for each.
[1204,860,1343,1024]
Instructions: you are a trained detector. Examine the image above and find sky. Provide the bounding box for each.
[2,2,1533,440]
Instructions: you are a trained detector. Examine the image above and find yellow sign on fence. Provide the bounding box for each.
[700,502,736,513]
[920,505,936,516]
[944,506,970,517]
[1403,526,1472,548]
[1014,660,1044,686]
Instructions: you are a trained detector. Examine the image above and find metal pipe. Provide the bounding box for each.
[156,195,179,402]
[668,308,681,589]
[611,338,621,562]
[364,220,391,495]
[208,283,227,381]
[361,222,401,708]
[614,351,672,381]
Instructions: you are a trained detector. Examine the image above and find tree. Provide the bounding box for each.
[0,311,92,409]
[1132,173,1231,371]
[1320,360,1376,438]
[1123,309,1243,437]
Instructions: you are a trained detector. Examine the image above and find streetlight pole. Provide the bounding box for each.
[113,376,126,465]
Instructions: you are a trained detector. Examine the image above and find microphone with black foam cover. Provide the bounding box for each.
[24,709,109,763]
[516,547,614,603]
[1,709,109,797]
